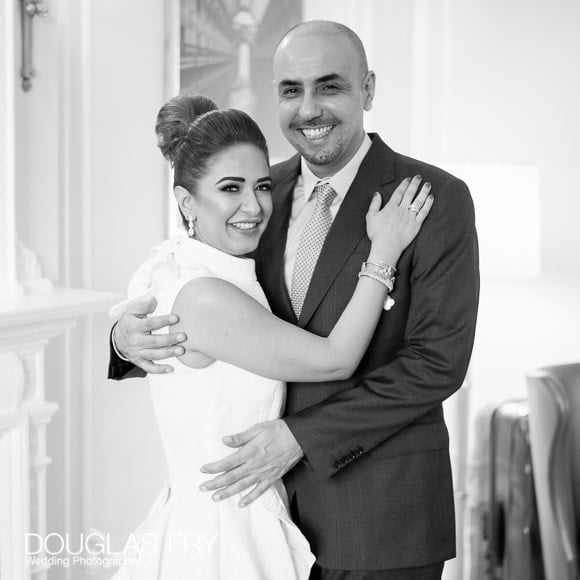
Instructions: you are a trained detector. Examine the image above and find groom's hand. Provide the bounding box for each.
[199,419,303,507]
[113,297,187,374]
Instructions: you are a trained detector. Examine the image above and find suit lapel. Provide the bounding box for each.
[298,135,397,328]
[258,154,300,322]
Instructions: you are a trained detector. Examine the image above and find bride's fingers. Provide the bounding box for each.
[366,192,382,216]
[239,480,272,508]
[416,193,435,223]
[389,177,411,206]
[408,182,432,213]
[401,175,423,206]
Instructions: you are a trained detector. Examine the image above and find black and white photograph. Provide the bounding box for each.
[1,1,579,579]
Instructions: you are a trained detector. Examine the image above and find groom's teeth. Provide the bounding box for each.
[230,222,259,230]
[300,125,333,140]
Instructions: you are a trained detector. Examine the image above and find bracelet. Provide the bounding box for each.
[358,261,397,293]
[366,261,397,278]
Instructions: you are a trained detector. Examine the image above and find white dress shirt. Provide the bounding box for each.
[283,134,372,293]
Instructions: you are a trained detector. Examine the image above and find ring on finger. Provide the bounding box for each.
[408,203,421,214]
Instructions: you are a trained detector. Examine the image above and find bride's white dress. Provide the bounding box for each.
[110,236,314,579]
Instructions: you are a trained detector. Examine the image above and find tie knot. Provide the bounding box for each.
[313,182,336,208]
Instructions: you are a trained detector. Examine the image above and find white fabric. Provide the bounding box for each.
[283,134,372,292]
[110,236,314,579]
[290,183,337,317]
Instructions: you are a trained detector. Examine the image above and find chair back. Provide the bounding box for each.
[527,363,580,580]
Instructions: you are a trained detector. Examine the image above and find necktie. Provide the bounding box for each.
[291,182,337,317]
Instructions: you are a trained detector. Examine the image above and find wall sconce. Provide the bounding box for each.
[19,0,48,92]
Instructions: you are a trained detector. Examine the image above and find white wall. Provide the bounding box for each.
[443,0,580,275]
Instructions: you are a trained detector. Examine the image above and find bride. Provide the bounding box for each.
[110,94,433,579]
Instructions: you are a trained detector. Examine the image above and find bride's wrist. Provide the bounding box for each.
[367,248,400,268]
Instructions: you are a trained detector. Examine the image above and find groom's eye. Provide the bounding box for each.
[320,83,341,94]
[280,86,300,98]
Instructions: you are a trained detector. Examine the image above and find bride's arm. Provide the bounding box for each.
[173,177,433,382]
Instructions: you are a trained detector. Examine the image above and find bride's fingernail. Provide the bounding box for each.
[199,484,208,492]
[213,493,221,501]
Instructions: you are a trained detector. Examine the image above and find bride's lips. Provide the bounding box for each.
[228,220,263,232]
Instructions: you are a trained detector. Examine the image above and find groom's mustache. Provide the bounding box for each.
[289,118,338,130]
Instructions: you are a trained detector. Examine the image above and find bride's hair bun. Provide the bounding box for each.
[155,94,218,165]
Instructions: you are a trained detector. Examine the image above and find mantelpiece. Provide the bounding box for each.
[0,289,119,579]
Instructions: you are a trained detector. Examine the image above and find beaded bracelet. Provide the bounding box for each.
[358,261,397,293]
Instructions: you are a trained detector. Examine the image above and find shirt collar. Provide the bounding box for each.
[300,134,372,202]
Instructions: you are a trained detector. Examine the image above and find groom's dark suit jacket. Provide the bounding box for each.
[108,134,479,571]
[255,134,479,570]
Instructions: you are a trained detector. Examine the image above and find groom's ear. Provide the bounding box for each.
[363,70,376,112]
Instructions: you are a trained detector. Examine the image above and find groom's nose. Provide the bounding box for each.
[298,89,323,121]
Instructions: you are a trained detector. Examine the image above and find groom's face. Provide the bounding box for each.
[273,32,375,178]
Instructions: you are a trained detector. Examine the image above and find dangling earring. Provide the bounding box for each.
[187,214,196,238]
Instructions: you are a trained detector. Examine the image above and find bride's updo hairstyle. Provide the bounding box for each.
[155,94,269,198]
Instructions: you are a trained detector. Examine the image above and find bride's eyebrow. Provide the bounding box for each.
[216,177,245,184]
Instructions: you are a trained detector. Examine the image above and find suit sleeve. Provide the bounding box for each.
[283,178,480,479]
[107,325,147,380]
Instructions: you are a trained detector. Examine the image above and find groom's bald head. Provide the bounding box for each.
[275,20,369,77]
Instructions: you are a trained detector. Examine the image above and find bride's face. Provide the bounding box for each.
[188,143,272,256]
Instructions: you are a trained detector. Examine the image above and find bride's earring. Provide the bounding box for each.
[187,214,196,238]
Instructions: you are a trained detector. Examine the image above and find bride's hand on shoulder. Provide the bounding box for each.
[366,174,434,265]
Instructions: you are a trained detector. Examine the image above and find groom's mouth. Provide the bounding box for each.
[298,124,335,142]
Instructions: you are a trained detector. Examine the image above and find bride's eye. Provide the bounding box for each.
[221,184,240,193]
[257,183,272,192]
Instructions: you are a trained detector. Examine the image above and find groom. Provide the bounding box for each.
[109,21,479,579]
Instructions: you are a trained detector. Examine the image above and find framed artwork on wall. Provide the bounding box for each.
[167,0,302,160]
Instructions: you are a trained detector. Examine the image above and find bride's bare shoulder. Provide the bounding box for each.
[173,276,251,313]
